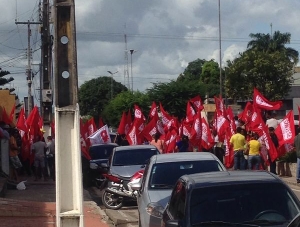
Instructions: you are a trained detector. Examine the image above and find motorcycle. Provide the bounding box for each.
[101,170,144,210]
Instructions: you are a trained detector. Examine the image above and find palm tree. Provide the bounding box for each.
[247,31,299,64]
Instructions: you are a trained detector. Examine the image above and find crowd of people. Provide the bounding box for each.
[0,123,55,183]
[117,110,299,177]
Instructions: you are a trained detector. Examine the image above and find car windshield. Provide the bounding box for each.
[190,183,300,225]
[149,160,223,189]
[112,148,158,166]
[89,145,116,160]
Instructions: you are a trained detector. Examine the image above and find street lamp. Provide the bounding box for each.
[129,49,137,92]
[107,70,118,99]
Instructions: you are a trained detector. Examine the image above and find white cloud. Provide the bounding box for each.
[0,0,299,104]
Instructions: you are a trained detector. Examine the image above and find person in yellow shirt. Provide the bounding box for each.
[230,127,246,170]
[247,133,261,170]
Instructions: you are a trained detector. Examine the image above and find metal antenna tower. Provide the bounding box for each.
[124,30,130,90]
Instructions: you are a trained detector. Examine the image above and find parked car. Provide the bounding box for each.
[161,171,300,227]
[100,145,160,208]
[104,145,160,178]
[132,152,226,227]
[82,143,118,187]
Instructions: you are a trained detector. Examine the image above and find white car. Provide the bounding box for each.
[132,152,226,227]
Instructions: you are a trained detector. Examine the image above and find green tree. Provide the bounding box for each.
[226,50,294,101]
[78,76,128,118]
[0,68,13,85]
[146,80,208,120]
[247,31,299,64]
[177,58,206,82]
[102,91,150,127]
[200,60,220,85]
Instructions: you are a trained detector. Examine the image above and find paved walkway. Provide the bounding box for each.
[0,172,299,227]
[0,175,109,227]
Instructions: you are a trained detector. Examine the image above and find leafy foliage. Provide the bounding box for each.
[146,80,208,120]
[102,91,150,127]
[0,69,12,86]
[177,58,206,82]
[225,31,297,102]
[78,76,128,118]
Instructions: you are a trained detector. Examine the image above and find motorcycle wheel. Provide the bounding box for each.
[102,190,124,210]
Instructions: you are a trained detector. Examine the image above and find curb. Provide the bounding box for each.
[105,209,138,227]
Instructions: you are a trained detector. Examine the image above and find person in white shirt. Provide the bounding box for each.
[266,111,278,129]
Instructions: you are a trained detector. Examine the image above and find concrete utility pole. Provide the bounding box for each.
[15,20,41,116]
[53,0,84,226]
[218,0,222,98]
[40,0,53,135]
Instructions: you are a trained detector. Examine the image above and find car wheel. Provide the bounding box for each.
[101,190,123,210]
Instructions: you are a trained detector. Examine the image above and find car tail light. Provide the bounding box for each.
[130,169,144,181]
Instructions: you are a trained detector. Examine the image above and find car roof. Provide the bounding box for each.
[115,145,158,151]
[151,152,219,164]
[181,171,282,188]
[90,143,118,147]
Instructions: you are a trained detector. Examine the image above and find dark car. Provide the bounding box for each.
[107,145,160,179]
[133,152,226,227]
[161,171,300,227]
[82,143,118,187]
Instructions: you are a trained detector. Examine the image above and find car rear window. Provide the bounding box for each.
[89,145,116,160]
[112,148,158,166]
[149,160,223,189]
[190,183,300,224]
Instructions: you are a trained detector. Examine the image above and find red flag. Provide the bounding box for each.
[164,129,178,153]
[185,101,196,123]
[98,117,104,128]
[88,125,112,145]
[261,124,278,162]
[238,102,253,124]
[224,127,234,168]
[9,103,16,123]
[190,110,202,148]
[87,117,97,136]
[190,95,204,111]
[117,112,127,135]
[126,123,140,145]
[26,106,39,128]
[16,107,28,133]
[134,104,146,122]
[159,102,172,127]
[125,109,132,135]
[80,119,91,160]
[214,96,226,116]
[2,108,11,125]
[278,143,294,158]
[249,107,263,131]
[149,102,158,119]
[215,112,230,142]
[141,117,158,142]
[226,107,236,134]
[275,110,295,147]
[253,88,282,110]
[201,117,214,150]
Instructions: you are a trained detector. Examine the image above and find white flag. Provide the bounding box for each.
[88,125,111,145]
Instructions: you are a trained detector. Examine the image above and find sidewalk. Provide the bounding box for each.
[0,172,298,227]
[0,175,110,227]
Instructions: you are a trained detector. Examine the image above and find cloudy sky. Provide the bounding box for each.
[0,0,300,105]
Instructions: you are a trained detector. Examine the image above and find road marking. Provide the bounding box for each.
[292,188,300,192]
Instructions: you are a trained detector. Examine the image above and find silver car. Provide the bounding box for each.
[133,152,226,227]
